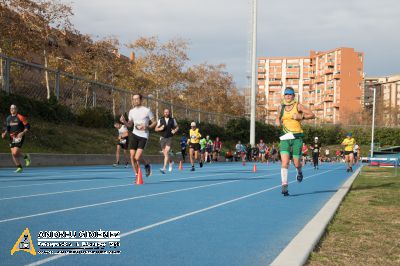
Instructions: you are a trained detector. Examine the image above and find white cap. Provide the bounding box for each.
[315,137,318,139]
[190,122,196,127]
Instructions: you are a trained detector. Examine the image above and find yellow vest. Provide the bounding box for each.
[189,128,201,144]
[281,103,303,135]
[342,137,356,151]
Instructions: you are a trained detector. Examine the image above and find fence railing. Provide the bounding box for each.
[0,54,242,126]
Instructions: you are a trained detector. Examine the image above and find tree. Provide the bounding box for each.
[3,0,74,99]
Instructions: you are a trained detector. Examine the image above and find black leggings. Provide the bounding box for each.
[312,153,319,167]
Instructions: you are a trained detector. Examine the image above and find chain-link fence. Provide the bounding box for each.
[0,54,242,126]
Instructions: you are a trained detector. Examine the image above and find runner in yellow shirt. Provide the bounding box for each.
[341,132,356,172]
[188,122,202,171]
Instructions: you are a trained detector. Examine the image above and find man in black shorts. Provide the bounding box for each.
[120,94,156,177]
[113,122,129,167]
[1,104,31,173]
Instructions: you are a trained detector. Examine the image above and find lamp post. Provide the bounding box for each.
[249,0,257,146]
[370,87,376,158]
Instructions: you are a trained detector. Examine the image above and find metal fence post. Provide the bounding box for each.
[93,90,96,107]
[55,70,60,100]
[198,111,201,124]
[3,57,10,94]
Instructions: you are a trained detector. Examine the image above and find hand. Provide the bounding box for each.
[1,132,6,139]
[171,129,176,135]
[135,124,145,131]
[159,125,165,130]
[17,132,24,138]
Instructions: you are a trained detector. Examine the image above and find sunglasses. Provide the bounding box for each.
[284,93,294,96]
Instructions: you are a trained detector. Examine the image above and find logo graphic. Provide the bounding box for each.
[11,228,36,256]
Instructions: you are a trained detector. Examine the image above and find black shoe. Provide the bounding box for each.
[296,172,303,183]
[199,161,203,168]
[145,164,152,177]
[191,166,195,171]
[282,184,289,196]
[346,168,349,172]
[350,167,353,172]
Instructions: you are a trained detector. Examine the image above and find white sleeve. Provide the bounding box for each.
[173,119,178,128]
[128,110,134,123]
[148,109,154,120]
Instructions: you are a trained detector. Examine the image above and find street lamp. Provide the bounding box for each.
[370,87,376,158]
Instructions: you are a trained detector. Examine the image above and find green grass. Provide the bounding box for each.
[0,118,238,155]
[307,167,400,266]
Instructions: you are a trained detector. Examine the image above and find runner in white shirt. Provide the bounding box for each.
[120,94,157,177]
[113,122,129,167]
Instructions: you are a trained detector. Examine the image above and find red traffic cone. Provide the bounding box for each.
[136,167,144,185]
[253,163,257,172]
[179,160,183,171]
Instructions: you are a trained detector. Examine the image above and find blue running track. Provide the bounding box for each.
[0,161,358,265]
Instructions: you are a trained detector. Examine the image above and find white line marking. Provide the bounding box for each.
[26,169,336,266]
[1,172,277,224]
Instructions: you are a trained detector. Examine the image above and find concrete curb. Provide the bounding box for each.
[270,167,361,266]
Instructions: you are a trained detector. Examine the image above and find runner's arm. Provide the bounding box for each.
[297,104,315,120]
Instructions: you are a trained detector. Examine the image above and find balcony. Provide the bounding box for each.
[333,73,340,79]
[269,86,281,92]
[315,77,324,84]
[333,103,340,108]
[303,80,311,85]
[269,80,282,85]
[310,73,315,79]
[258,68,266,73]
[325,89,334,95]
[268,106,278,111]
[325,69,334,75]
[286,73,300,79]
[322,95,334,102]
[326,62,334,67]
[258,74,266,79]
[325,117,334,123]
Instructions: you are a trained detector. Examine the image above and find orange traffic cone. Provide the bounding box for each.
[179,160,183,171]
[253,163,257,172]
[136,167,144,185]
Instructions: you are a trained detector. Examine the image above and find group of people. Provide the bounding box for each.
[2,87,360,198]
[179,132,222,165]
[231,140,279,163]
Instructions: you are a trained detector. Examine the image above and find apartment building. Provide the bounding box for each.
[364,74,400,126]
[257,47,364,124]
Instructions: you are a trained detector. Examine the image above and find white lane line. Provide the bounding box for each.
[0,172,277,224]
[0,170,265,200]
[26,168,336,266]
[0,178,128,189]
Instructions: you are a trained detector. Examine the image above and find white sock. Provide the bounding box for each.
[281,168,288,185]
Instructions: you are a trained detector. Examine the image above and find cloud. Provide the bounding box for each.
[69,0,400,87]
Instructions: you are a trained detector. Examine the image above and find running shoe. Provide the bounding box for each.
[24,154,31,167]
[125,162,129,168]
[191,166,195,171]
[169,161,174,172]
[160,168,166,174]
[296,172,303,182]
[15,167,23,173]
[350,167,353,172]
[281,184,289,196]
[113,163,119,167]
[145,164,152,177]
[199,161,203,168]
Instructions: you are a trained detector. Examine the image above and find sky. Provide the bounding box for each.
[70,0,400,89]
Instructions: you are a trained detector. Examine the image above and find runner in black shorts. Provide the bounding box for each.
[120,93,157,178]
[188,122,202,171]
[113,122,129,167]
[1,104,31,173]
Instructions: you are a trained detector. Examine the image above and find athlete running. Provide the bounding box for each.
[120,94,156,178]
[276,87,315,196]
[188,122,202,171]
[155,108,179,174]
[113,122,129,167]
[1,104,31,173]
[341,133,356,172]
